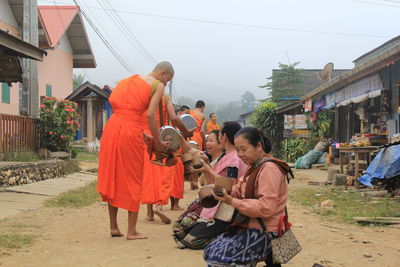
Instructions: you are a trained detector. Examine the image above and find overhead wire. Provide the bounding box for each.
[102,0,157,64]
[40,0,390,38]
[72,0,136,73]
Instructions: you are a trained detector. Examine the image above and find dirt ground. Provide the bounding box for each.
[0,168,399,267]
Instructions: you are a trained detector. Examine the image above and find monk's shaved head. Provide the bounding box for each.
[153,61,174,76]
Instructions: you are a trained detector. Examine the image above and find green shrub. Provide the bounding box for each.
[39,97,80,152]
[281,137,317,162]
[250,102,282,154]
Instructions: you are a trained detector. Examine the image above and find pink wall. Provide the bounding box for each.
[0,84,20,115]
[0,22,20,115]
[38,48,73,100]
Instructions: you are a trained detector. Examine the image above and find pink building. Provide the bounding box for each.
[0,1,96,116]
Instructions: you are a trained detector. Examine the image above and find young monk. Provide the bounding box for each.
[190,100,206,151]
[189,100,206,190]
[141,94,194,223]
[97,62,173,240]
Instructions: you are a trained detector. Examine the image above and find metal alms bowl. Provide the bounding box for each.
[159,126,180,150]
[179,114,197,130]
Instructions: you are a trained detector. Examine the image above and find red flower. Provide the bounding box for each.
[74,103,78,107]
[49,131,53,135]
[46,109,50,112]
[45,96,50,100]
[40,104,45,109]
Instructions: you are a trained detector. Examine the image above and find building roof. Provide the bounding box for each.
[302,40,400,101]
[8,1,96,68]
[276,101,303,114]
[0,30,47,84]
[353,35,400,66]
[38,6,96,68]
[65,82,109,101]
[271,68,350,95]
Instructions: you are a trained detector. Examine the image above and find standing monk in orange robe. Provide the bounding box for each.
[190,100,206,150]
[170,156,184,210]
[97,62,174,240]
[189,100,206,190]
[141,94,193,223]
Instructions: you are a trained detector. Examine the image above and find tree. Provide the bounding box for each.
[73,73,86,91]
[215,101,243,123]
[260,62,304,106]
[240,90,257,112]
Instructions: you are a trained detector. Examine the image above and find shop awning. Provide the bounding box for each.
[324,74,384,108]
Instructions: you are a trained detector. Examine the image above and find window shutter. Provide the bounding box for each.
[1,83,10,104]
[46,84,52,97]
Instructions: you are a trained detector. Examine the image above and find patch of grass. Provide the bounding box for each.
[0,234,34,249]
[290,187,400,224]
[2,152,40,162]
[76,152,98,161]
[44,181,99,208]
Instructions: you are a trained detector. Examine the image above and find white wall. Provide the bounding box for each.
[0,0,18,28]
[58,34,73,54]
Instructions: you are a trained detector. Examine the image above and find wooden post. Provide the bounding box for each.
[87,98,94,142]
[22,0,39,118]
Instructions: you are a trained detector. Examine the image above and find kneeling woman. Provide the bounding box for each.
[198,127,293,267]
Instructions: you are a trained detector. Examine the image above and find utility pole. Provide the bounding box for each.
[21,0,39,117]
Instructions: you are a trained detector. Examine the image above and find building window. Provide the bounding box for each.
[46,84,52,97]
[1,83,10,104]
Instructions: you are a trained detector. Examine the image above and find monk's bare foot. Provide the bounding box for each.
[126,232,147,240]
[154,210,171,224]
[145,216,155,221]
[110,229,124,237]
[171,206,183,210]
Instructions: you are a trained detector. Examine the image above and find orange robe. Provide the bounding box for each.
[97,75,152,212]
[206,120,220,134]
[190,110,204,149]
[170,157,184,199]
[141,96,175,205]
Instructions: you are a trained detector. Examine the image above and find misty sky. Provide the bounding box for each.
[40,0,399,105]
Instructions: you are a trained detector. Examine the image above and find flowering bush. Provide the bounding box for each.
[39,96,80,152]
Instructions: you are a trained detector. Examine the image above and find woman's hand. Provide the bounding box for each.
[183,127,196,139]
[211,188,233,205]
[188,159,211,174]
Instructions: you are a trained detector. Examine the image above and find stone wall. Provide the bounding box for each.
[0,160,80,187]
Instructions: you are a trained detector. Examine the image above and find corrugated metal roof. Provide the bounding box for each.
[271,69,350,95]
[353,35,400,66]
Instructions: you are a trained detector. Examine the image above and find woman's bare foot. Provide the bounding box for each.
[154,210,171,224]
[126,232,147,240]
[110,229,124,237]
[171,206,183,210]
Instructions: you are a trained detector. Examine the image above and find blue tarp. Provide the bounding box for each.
[358,144,400,186]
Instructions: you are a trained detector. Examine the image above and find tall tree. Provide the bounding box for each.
[240,90,257,112]
[260,62,304,106]
[73,73,86,91]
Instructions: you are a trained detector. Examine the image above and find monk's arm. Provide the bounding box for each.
[166,96,193,138]
[200,118,206,150]
[147,83,165,148]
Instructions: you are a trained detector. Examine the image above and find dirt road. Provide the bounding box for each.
[0,169,399,267]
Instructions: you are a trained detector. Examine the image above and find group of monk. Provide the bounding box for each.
[97,61,219,240]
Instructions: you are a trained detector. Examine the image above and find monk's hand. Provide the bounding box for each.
[143,133,153,145]
[211,188,233,205]
[155,139,167,153]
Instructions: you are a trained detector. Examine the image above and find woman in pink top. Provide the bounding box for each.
[199,127,294,267]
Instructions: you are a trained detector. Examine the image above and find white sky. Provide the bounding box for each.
[40,0,399,105]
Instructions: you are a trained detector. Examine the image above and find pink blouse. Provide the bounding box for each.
[230,162,288,232]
